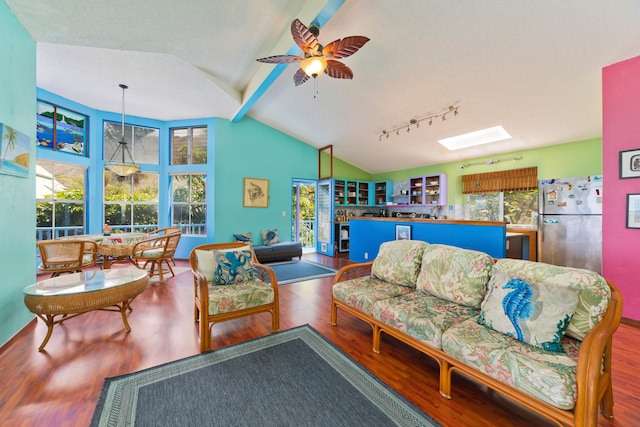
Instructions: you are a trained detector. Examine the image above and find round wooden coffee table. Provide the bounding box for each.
[23,268,148,351]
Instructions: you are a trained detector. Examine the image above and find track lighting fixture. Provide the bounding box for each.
[378,105,459,141]
[460,156,522,170]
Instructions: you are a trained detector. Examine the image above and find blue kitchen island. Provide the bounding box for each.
[348,217,507,262]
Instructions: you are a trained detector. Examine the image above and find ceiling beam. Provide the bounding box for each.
[231,0,345,122]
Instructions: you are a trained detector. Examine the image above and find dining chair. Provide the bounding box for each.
[132,232,182,281]
[189,242,280,352]
[146,227,181,265]
[37,240,99,277]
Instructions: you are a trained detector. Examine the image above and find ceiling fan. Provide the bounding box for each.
[256,19,369,86]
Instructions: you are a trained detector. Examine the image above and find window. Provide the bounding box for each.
[171,174,206,235]
[36,160,86,240]
[36,101,88,156]
[104,170,159,232]
[468,190,538,226]
[171,127,207,165]
[104,122,159,165]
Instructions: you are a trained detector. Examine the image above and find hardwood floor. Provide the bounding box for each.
[0,253,638,427]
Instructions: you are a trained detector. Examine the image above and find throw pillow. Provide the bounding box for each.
[195,245,250,283]
[261,228,279,246]
[212,249,255,286]
[478,270,580,352]
[233,232,253,246]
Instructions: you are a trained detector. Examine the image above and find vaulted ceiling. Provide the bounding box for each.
[6,0,640,174]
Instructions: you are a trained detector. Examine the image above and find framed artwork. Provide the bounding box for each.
[36,100,88,157]
[243,177,269,208]
[395,224,411,240]
[619,149,640,179]
[626,194,640,229]
[0,122,30,178]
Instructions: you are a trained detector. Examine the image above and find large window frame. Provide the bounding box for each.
[103,170,159,232]
[170,126,208,165]
[104,121,159,165]
[171,173,207,235]
[36,160,87,240]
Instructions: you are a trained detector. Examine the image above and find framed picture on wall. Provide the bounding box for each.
[626,194,640,229]
[619,148,640,178]
[395,225,411,240]
[243,177,269,208]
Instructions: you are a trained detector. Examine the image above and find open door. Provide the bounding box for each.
[316,179,334,256]
[292,180,317,251]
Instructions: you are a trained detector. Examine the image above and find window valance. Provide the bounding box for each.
[462,166,538,194]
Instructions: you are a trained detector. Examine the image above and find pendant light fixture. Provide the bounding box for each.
[105,84,139,177]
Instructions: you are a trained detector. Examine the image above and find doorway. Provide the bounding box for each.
[292,180,316,251]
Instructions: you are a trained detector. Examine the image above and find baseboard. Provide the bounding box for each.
[0,317,37,356]
[621,317,640,328]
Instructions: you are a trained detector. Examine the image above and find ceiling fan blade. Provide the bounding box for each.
[256,55,302,64]
[293,68,310,86]
[322,36,370,59]
[324,60,354,80]
[291,19,320,56]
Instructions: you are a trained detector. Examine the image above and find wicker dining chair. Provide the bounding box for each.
[146,227,181,265]
[131,232,182,281]
[189,242,280,352]
[37,240,99,277]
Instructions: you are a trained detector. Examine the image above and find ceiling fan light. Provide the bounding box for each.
[301,57,327,77]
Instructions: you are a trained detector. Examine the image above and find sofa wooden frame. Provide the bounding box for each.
[330,260,623,427]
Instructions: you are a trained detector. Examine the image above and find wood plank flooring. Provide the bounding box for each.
[0,253,638,427]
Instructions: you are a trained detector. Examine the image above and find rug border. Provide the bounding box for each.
[91,324,440,427]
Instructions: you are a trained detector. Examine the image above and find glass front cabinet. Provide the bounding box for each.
[408,174,448,206]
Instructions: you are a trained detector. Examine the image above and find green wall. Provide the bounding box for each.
[373,138,602,206]
[0,1,37,345]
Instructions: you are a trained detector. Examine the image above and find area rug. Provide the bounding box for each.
[91,325,440,427]
[265,260,338,285]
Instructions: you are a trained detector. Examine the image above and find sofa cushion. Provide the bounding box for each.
[478,270,580,352]
[372,292,479,349]
[233,232,252,245]
[493,259,610,341]
[442,318,580,410]
[261,228,279,246]
[416,244,494,308]
[253,241,302,262]
[333,276,414,315]
[205,280,274,315]
[371,240,428,288]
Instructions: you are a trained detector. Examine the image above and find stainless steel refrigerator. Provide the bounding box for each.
[538,175,603,273]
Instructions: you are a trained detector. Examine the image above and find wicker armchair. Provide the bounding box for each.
[37,240,98,277]
[189,243,280,352]
[132,232,181,281]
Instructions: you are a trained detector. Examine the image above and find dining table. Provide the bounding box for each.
[59,232,149,269]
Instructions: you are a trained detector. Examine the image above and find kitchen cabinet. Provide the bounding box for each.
[334,179,371,206]
[408,174,448,206]
[335,223,350,253]
[373,180,392,205]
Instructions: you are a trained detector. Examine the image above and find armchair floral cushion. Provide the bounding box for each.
[205,280,274,315]
[371,240,428,288]
[416,244,494,308]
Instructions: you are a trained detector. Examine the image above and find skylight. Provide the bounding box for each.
[438,126,511,151]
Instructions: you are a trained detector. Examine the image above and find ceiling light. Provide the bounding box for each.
[378,105,459,140]
[438,125,511,151]
[105,84,140,177]
[300,57,328,77]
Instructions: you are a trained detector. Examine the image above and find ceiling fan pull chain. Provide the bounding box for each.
[313,77,319,99]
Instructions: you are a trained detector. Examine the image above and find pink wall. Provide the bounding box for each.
[603,55,640,321]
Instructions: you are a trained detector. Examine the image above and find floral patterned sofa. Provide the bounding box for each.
[331,240,622,427]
